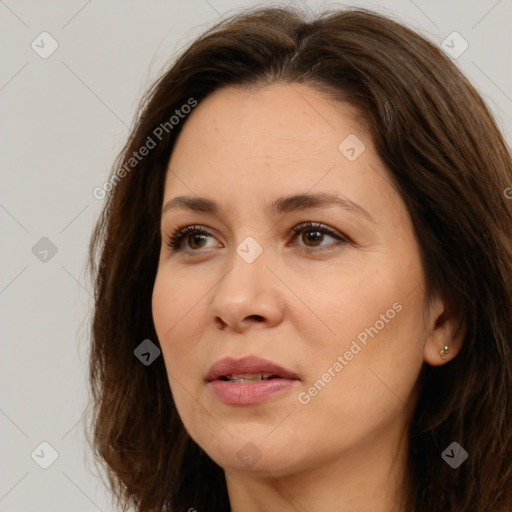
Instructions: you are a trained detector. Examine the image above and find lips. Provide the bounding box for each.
[206,355,300,382]
[206,355,300,405]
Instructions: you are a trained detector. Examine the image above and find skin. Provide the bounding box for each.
[151,82,465,512]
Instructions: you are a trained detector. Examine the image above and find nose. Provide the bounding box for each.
[208,248,284,332]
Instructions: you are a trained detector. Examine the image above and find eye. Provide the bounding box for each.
[165,224,219,252]
[290,221,350,252]
[164,221,350,253]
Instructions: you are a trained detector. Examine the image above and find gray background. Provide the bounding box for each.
[1,0,510,510]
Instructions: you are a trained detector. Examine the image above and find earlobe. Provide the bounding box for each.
[423,303,466,367]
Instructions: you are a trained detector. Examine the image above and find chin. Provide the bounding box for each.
[197,433,305,476]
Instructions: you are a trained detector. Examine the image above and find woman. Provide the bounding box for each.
[87,5,512,512]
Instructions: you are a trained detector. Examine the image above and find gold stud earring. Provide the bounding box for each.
[440,345,449,359]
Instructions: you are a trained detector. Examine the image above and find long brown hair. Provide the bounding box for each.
[86,6,512,511]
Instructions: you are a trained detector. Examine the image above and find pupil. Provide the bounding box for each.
[189,234,206,249]
[303,230,322,246]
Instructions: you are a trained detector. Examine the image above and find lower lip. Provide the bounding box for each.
[208,378,298,405]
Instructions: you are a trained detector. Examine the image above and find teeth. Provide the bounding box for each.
[225,373,274,383]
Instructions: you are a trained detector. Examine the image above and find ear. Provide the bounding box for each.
[423,295,466,366]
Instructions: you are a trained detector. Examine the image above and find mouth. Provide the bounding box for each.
[206,355,300,383]
[206,356,300,405]
[217,373,282,383]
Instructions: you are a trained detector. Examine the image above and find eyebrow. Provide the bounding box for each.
[161,192,374,222]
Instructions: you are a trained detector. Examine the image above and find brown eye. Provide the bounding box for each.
[301,229,325,247]
[166,225,216,251]
[291,221,349,252]
[187,233,208,250]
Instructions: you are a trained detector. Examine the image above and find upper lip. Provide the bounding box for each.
[206,355,300,382]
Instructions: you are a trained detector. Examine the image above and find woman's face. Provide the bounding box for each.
[152,82,446,476]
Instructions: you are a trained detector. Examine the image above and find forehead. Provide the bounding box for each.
[165,83,377,191]
[174,82,366,152]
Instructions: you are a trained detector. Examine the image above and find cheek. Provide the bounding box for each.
[152,271,175,348]
[305,262,425,395]
[152,270,206,422]
[295,299,425,451]
[152,270,195,371]
[306,266,395,344]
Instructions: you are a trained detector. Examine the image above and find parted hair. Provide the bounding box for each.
[87,5,512,511]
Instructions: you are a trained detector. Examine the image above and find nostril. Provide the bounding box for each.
[248,315,264,322]
[213,317,227,329]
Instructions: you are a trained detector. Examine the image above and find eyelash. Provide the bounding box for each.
[164,221,350,254]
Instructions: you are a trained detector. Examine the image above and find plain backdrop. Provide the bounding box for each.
[0,0,511,510]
